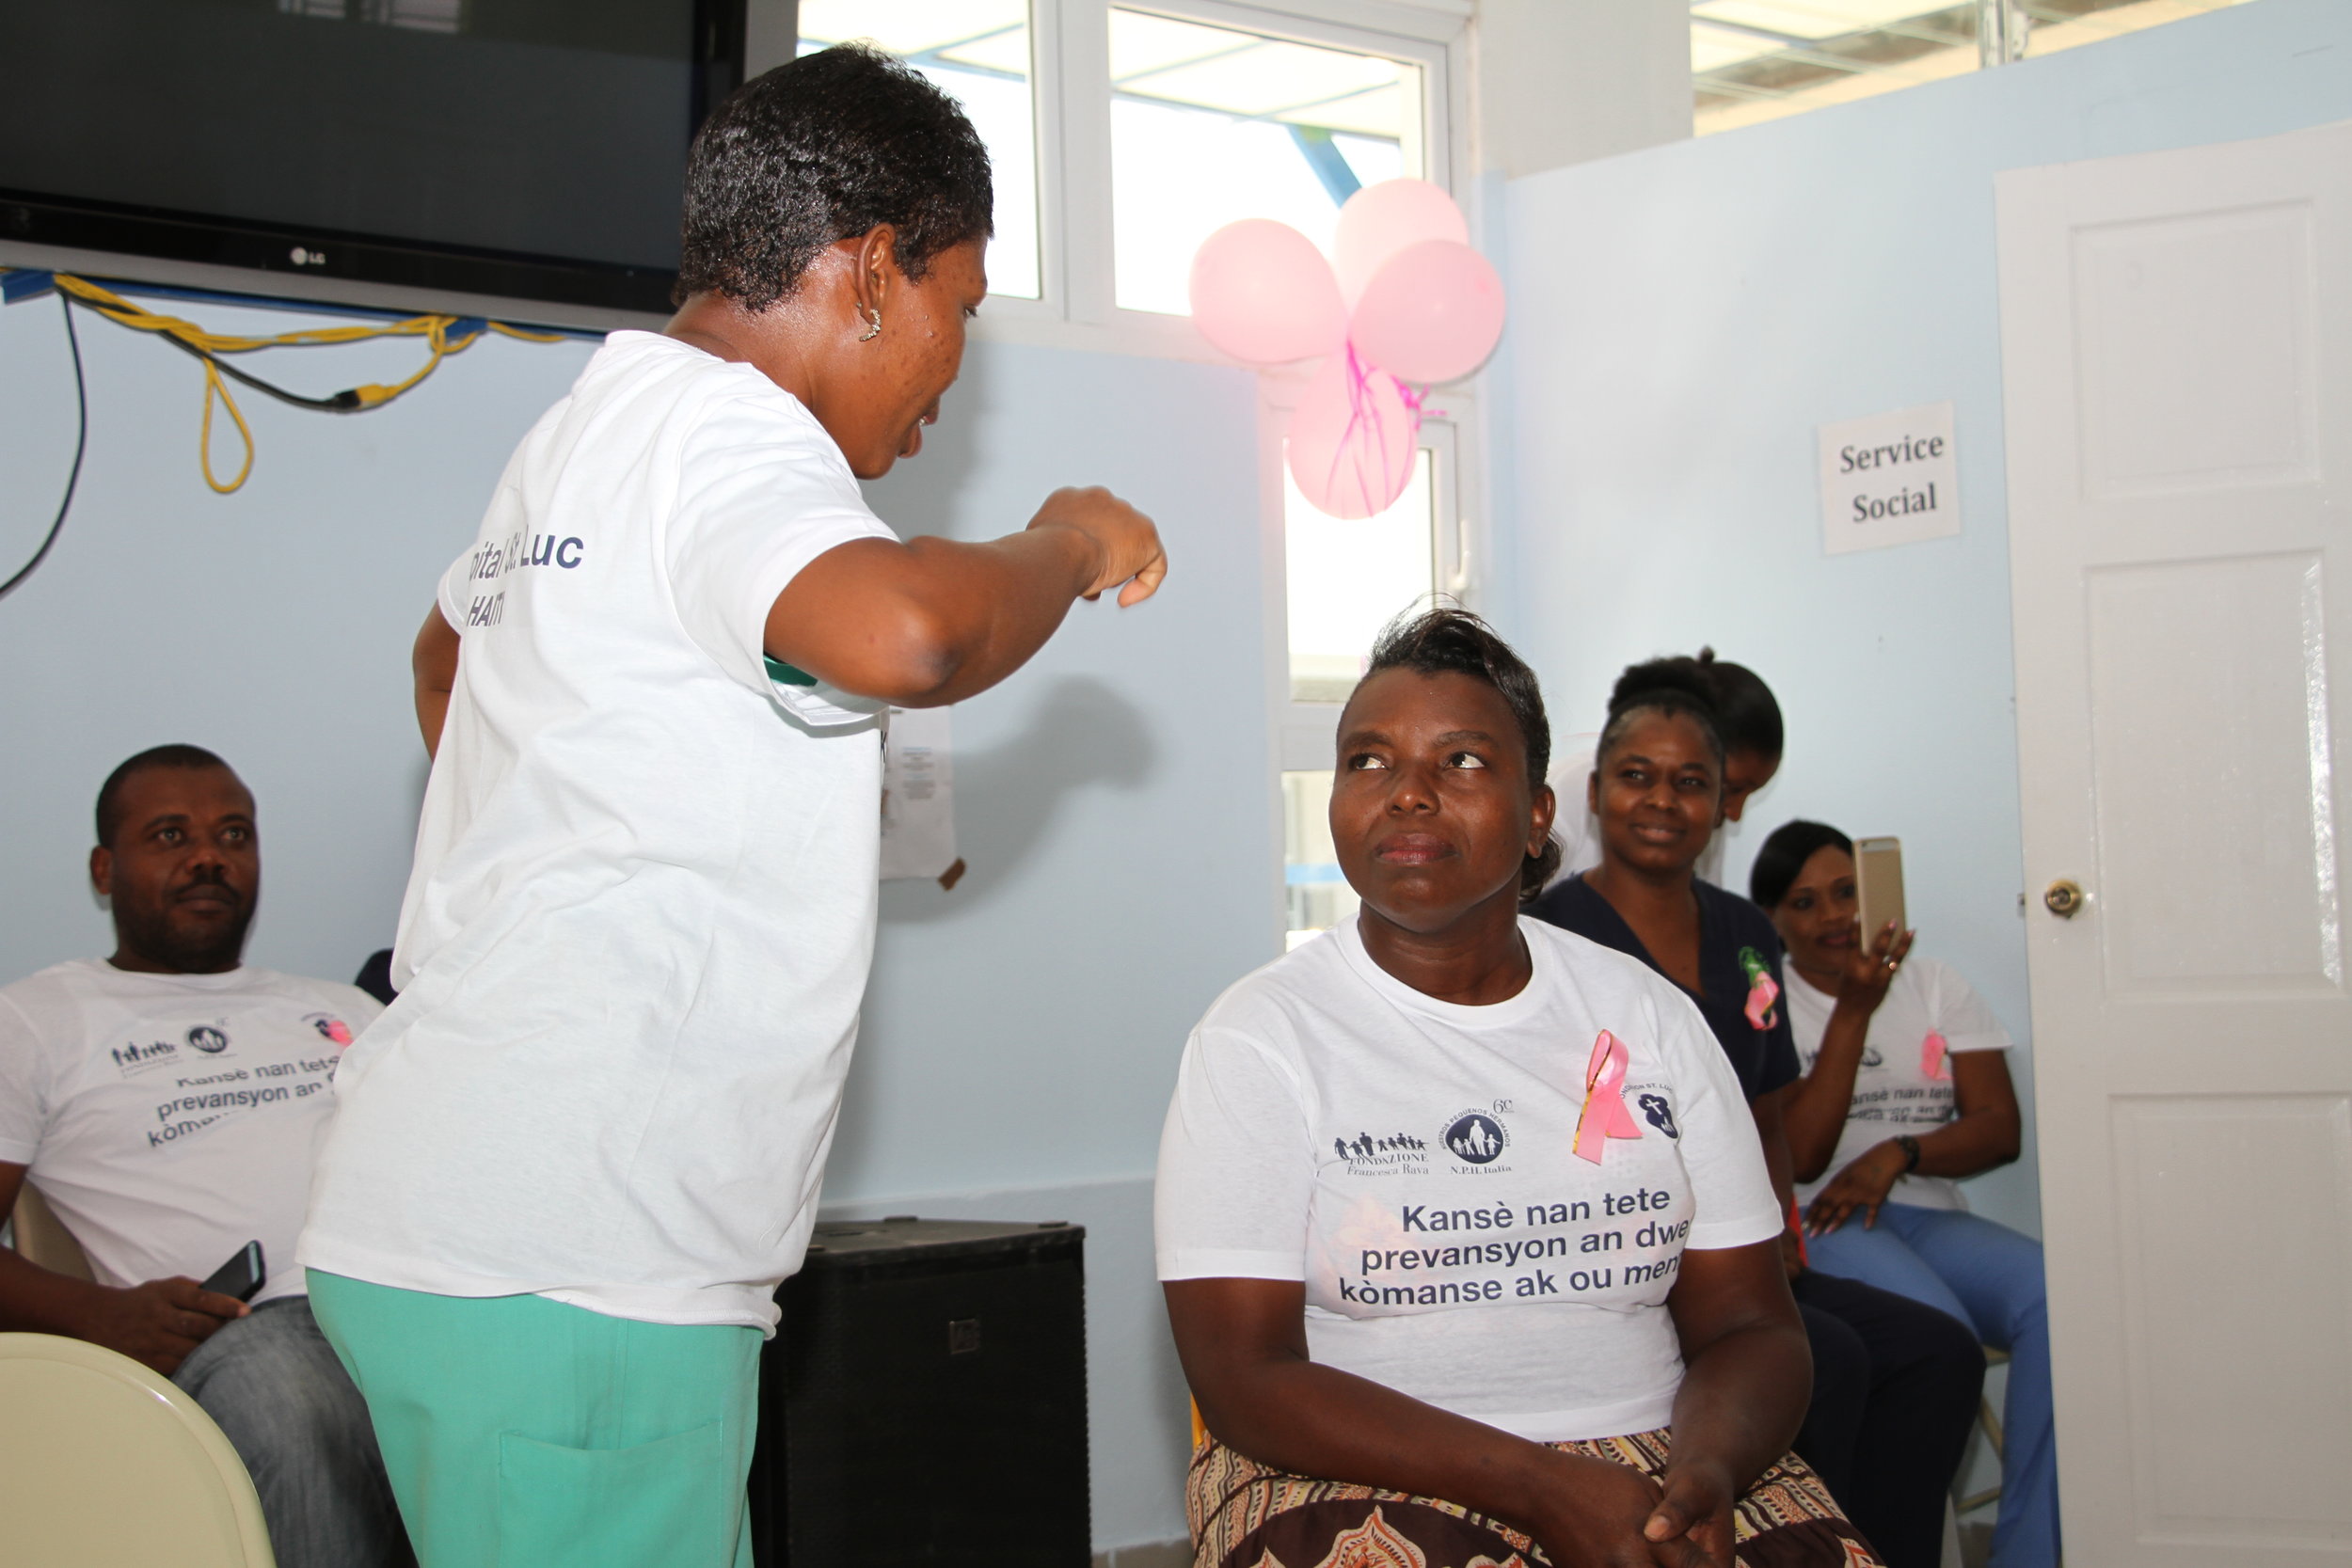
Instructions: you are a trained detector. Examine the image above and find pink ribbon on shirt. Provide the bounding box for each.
[1737,947,1780,1031]
[1921,1031,1949,1080]
[1573,1030,1645,1165]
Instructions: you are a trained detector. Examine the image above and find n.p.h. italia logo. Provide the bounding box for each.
[1441,1110,1508,1164]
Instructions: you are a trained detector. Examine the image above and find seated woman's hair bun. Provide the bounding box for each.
[1598,657,1726,770]
[1604,649,1784,764]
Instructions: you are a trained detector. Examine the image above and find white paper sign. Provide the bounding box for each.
[879,705,957,881]
[1818,402,1959,555]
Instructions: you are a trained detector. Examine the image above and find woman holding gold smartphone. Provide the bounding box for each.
[1752,820,2056,1568]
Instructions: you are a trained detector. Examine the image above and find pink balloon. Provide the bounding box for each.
[1333,179,1468,309]
[1287,352,1417,520]
[1350,240,1505,386]
[1187,219,1346,365]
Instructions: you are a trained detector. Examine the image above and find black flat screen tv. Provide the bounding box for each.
[0,0,756,316]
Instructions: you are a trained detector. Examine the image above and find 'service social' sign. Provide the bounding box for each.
[1818,402,1959,555]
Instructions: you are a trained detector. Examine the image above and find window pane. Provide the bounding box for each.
[1282,769,1359,949]
[1109,8,1421,316]
[1692,0,2259,138]
[1286,448,1436,705]
[799,1,1040,298]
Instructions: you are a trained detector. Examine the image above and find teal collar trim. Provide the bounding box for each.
[763,656,817,688]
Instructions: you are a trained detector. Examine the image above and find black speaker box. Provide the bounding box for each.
[748,1216,1091,1567]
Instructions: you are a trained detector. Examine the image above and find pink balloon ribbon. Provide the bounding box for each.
[1573,1031,1645,1165]
[1921,1031,1949,1081]
[1333,341,1422,506]
[1291,341,1422,518]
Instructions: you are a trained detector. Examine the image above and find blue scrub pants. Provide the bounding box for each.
[1807,1203,2058,1568]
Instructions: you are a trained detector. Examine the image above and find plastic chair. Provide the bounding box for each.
[9,1178,95,1280]
[0,1332,278,1566]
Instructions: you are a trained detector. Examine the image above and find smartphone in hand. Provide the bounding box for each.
[199,1240,266,1304]
[1854,836,1906,944]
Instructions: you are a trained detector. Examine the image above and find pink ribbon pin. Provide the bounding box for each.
[1573,1030,1645,1164]
[1921,1031,1949,1080]
[1737,946,1781,1030]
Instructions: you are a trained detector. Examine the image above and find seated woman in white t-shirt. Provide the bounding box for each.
[1155,610,1880,1568]
[1752,820,2056,1568]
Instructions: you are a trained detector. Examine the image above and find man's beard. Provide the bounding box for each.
[116,880,254,973]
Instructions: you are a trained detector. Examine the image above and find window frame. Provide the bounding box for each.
[1260,364,1483,948]
[858,0,1481,955]
[965,0,1471,361]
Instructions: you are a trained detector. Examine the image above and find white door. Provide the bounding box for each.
[1998,121,2352,1566]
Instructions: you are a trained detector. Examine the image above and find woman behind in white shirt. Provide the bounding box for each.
[1751,820,2057,1568]
[1155,610,1881,1568]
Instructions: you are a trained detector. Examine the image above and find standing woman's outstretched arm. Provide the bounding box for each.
[414,606,460,758]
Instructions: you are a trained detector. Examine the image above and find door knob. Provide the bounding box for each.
[2043,879,2085,918]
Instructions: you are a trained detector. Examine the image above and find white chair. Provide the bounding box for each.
[9,1178,95,1280]
[1957,1345,2008,1515]
[0,1332,278,1567]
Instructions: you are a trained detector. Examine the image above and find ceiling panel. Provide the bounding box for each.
[1692,0,1951,41]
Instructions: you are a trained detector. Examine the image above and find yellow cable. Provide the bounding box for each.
[39,273,566,492]
[199,358,256,495]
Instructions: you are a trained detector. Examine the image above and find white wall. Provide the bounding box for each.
[1475,0,1691,178]
[1490,0,2352,1239]
[0,293,1263,1549]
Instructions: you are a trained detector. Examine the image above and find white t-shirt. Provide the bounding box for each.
[299,331,898,1333]
[1544,736,1728,890]
[0,960,380,1305]
[1155,916,1781,1443]
[1786,957,2012,1211]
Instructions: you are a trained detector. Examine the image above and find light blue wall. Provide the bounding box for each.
[0,293,1262,1549]
[825,342,1267,1550]
[1490,0,2352,1239]
[0,296,593,980]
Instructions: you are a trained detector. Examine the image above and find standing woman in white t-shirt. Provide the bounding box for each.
[1157,610,1881,1568]
[299,46,1167,1568]
[1751,821,2056,1568]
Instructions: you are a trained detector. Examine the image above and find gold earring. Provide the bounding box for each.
[858,305,882,342]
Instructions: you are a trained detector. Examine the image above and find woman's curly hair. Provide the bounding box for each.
[675,44,993,309]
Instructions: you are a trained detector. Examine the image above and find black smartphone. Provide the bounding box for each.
[199,1240,265,1304]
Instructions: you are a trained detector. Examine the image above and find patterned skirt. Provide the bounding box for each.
[1186,1428,1881,1568]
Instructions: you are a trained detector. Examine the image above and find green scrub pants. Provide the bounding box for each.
[308,1270,760,1568]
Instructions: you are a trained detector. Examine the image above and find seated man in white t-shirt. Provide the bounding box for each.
[1157,610,1877,1568]
[0,746,408,1568]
